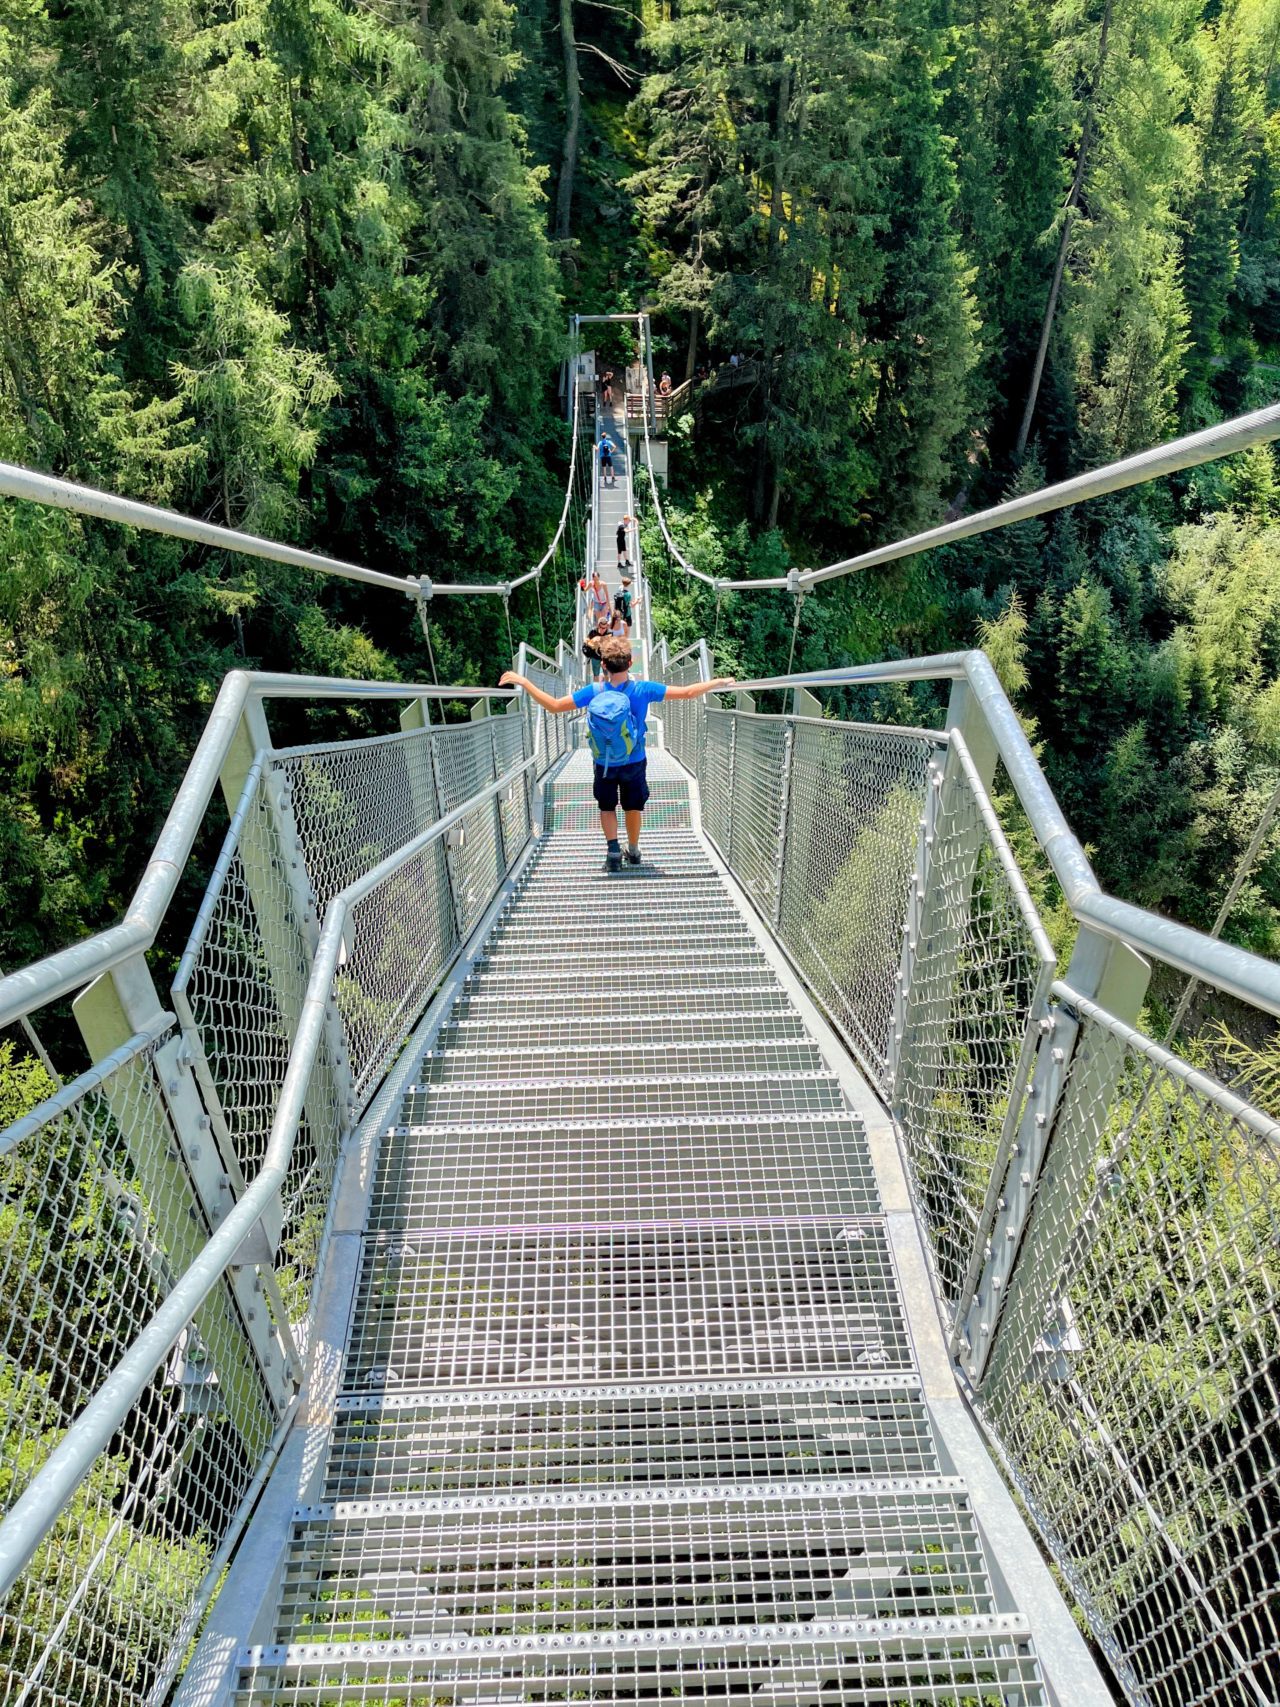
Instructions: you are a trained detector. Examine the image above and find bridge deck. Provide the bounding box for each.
[234,752,1048,1704]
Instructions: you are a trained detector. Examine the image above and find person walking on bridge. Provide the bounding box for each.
[588,571,611,626]
[501,642,733,872]
[616,515,633,569]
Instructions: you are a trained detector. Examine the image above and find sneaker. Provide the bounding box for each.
[606,847,623,873]
[623,846,642,867]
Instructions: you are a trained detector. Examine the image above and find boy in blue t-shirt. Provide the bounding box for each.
[500,637,734,871]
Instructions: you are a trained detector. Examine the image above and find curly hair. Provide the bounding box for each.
[599,636,632,673]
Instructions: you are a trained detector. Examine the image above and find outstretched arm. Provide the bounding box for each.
[500,670,576,714]
[665,676,735,702]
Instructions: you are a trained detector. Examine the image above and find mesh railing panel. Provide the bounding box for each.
[525,663,568,774]
[978,993,1280,1707]
[493,713,533,856]
[340,839,458,1107]
[0,1033,277,1707]
[173,772,345,1323]
[777,720,935,1084]
[662,656,704,778]
[893,747,1054,1310]
[276,726,438,914]
[702,707,734,854]
[726,716,789,919]
[451,797,504,942]
[432,719,498,814]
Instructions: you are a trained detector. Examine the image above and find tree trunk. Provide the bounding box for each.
[554,0,580,247]
[684,306,700,384]
[1015,0,1112,459]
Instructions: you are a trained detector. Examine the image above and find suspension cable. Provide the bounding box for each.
[785,591,805,676]
[416,597,439,685]
[633,383,1280,597]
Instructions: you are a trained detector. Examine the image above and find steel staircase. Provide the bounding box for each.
[234,749,1046,1705]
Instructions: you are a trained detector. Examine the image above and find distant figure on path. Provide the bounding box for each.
[659,371,672,396]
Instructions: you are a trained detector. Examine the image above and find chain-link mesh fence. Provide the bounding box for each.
[976,986,1280,1707]
[0,1031,278,1707]
[892,741,1056,1310]
[776,719,938,1086]
[524,661,569,774]
[692,704,937,1089]
[662,653,706,779]
[274,726,439,915]
[0,706,532,1707]
[173,766,346,1325]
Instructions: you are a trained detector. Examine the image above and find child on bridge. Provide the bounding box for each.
[501,639,733,872]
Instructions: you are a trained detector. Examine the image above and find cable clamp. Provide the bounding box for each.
[786,567,803,594]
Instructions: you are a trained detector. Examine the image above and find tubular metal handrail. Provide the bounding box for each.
[0,749,535,1599]
[641,400,1280,594]
[0,324,586,608]
[718,653,1280,1016]
[0,672,517,1030]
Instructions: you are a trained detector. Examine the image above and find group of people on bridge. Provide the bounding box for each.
[580,569,634,678]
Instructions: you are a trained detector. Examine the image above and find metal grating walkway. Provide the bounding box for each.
[236,750,1047,1704]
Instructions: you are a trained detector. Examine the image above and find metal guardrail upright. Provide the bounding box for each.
[659,646,1280,1707]
[0,670,567,1707]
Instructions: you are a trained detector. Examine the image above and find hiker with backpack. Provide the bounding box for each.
[614,575,633,627]
[500,640,733,873]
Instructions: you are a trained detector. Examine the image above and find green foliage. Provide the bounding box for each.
[0,1040,55,1128]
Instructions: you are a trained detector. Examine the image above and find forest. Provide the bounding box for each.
[2,0,1280,1000]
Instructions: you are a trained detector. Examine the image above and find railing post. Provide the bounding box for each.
[887,746,944,1100]
[428,730,466,941]
[243,706,357,1141]
[969,929,1149,1392]
[727,691,754,871]
[891,734,986,1121]
[480,702,508,873]
[890,682,1002,1181]
[72,956,296,1429]
[773,717,796,930]
[214,698,355,1184]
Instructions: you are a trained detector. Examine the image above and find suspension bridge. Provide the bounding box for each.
[1,315,1280,1706]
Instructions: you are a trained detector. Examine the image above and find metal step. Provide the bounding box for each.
[341,1223,912,1391]
[457,972,782,1006]
[237,1623,1046,1705]
[226,796,1049,1707]
[416,1038,825,1082]
[471,947,770,973]
[493,902,748,927]
[433,1009,811,1051]
[367,1115,880,1230]
[274,1481,997,1644]
[546,802,694,831]
[493,903,747,931]
[322,1379,938,1499]
[447,983,795,1019]
[392,1074,847,1129]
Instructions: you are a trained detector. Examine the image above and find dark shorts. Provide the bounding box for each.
[593,758,649,813]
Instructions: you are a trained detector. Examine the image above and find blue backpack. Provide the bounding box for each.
[587,688,639,772]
